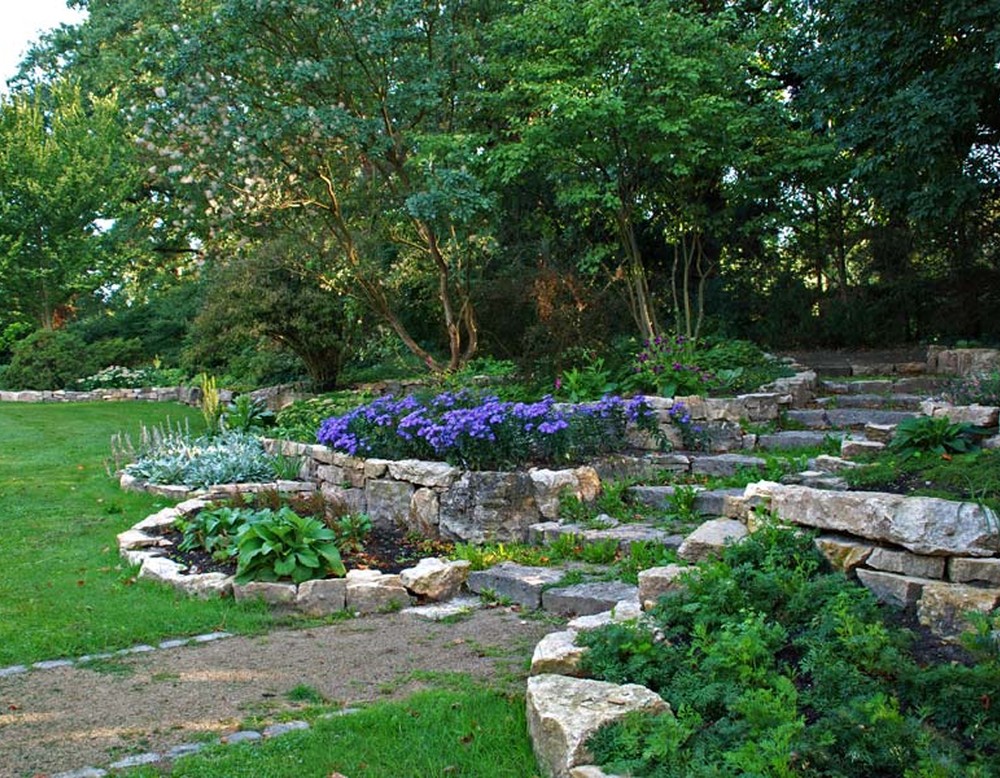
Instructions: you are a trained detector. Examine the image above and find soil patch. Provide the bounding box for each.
[0,608,558,778]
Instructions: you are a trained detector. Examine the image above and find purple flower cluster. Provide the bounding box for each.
[633,335,714,398]
[316,391,656,469]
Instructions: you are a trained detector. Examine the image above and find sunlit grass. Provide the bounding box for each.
[0,402,274,667]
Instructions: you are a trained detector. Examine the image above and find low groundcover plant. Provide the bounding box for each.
[317,390,657,469]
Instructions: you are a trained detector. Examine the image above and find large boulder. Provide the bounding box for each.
[439,471,541,543]
[745,482,999,557]
[399,557,470,601]
[526,674,668,778]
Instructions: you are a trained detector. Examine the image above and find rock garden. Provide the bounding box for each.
[4,346,998,777]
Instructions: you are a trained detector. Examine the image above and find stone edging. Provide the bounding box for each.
[117,490,473,617]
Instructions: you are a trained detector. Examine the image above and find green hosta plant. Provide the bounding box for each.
[222,394,275,433]
[176,506,257,561]
[888,415,981,461]
[235,507,346,584]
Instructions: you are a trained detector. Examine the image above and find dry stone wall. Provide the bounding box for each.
[742,482,1000,639]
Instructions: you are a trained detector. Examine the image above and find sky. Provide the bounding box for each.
[0,0,87,92]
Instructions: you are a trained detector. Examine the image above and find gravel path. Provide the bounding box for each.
[0,608,557,778]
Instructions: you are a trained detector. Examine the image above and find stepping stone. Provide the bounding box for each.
[546,522,684,552]
[263,721,310,738]
[755,430,841,450]
[108,753,161,770]
[467,562,566,609]
[541,580,639,617]
[629,486,744,518]
[689,454,768,477]
[814,393,922,410]
[785,409,917,429]
[403,596,481,621]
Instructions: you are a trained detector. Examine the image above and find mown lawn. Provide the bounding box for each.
[0,402,274,667]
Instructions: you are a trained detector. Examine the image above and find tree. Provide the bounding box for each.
[0,81,136,329]
[140,0,503,372]
[489,0,789,343]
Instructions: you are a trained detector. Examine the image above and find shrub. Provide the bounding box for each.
[234,507,346,584]
[120,428,282,488]
[76,364,188,390]
[579,522,1000,776]
[316,391,657,469]
[888,415,982,461]
[946,370,1000,407]
[274,391,373,442]
[0,328,94,390]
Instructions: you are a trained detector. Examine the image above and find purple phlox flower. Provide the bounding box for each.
[637,353,649,363]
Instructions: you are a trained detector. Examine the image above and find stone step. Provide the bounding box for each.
[530,520,685,551]
[541,581,639,617]
[626,486,744,517]
[466,563,566,609]
[785,408,917,430]
[688,453,769,477]
[819,377,949,395]
[814,393,923,411]
[755,430,844,450]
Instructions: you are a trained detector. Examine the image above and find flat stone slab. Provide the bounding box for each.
[546,522,684,552]
[688,454,768,477]
[467,562,567,609]
[542,581,639,617]
[402,596,481,621]
[756,430,842,450]
[785,409,917,429]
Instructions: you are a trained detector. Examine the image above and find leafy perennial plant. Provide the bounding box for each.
[317,391,657,469]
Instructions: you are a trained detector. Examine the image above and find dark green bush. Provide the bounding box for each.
[0,328,95,389]
[580,522,1000,776]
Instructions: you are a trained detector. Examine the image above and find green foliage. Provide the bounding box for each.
[235,507,346,584]
[888,415,982,461]
[175,506,254,562]
[121,428,280,489]
[222,394,275,434]
[947,371,1000,407]
[274,392,374,443]
[580,521,1000,776]
[330,514,374,555]
[556,356,620,403]
[0,328,94,389]
[0,80,138,330]
[75,364,188,390]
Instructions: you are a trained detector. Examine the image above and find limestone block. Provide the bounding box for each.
[808,455,860,473]
[923,401,1000,428]
[531,468,586,520]
[690,454,767,477]
[399,557,470,601]
[744,482,999,557]
[984,435,1000,450]
[867,547,946,579]
[856,569,929,609]
[316,464,347,487]
[408,487,440,538]
[296,578,347,616]
[467,563,566,609]
[932,348,1000,376]
[387,459,460,488]
[345,569,411,614]
[117,529,165,551]
[542,581,639,617]
[896,362,927,375]
[918,582,1000,640]
[439,471,541,543]
[321,485,366,516]
[527,674,669,778]
[175,497,210,515]
[233,581,297,607]
[138,556,187,585]
[737,393,781,422]
[530,630,587,676]
[638,564,688,610]
[365,479,414,530]
[864,423,897,444]
[949,557,1000,586]
[570,767,623,778]
[363,458,390,479]
[840,438,885,459]
[134,507,183,533]
[677,519,748,563]
[813,535,874,573]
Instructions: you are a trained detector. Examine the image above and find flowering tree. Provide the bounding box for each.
[140,0,498,372]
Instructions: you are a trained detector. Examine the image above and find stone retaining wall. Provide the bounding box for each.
[742,482,1000,639]
[0,386,216,405]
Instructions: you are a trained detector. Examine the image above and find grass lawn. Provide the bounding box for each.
[125,683,540,778]
[0,402,274,667]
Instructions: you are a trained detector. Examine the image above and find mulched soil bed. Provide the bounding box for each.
[150,523,454,578]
